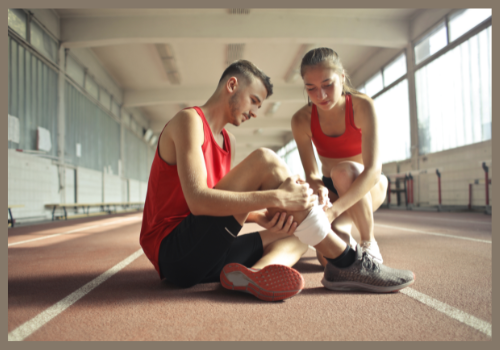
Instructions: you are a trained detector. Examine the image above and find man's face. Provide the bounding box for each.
[228,77,267,126]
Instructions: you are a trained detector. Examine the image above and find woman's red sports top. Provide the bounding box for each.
[310,93,362,158]
[139,106,232,278]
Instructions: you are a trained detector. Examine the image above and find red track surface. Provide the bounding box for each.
[8,209,492,341]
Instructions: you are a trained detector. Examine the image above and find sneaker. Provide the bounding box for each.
[220,263,304,302]
[360,240,383,263]
[321,245,415,293]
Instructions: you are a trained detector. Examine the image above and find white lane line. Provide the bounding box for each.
[375,224,491,244]
[8,217,142,247]
[8,248,144,341]
[375,213,491,226]
[401,288,492,337]
[306,246,491,337]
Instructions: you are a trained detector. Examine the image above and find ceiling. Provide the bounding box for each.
[54,8,420,164]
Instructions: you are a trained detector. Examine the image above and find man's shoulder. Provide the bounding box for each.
[167,108,203,131]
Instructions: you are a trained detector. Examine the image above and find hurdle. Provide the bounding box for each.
[385,167,443,210]
[468,161,492,215]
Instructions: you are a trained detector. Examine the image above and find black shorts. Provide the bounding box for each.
[322,173,385,197]
[158,214,264,288]
[322,176,339,196]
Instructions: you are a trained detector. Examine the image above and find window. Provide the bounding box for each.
[99,89,111,110]
[30,21,58,63]
[383,53,407,86]
[449,9,492,42]
[373,80,411,163]
[111,101,120,117]
[364,72,384,97]
[85,75,99,100]
[66,55,85,86]
[8,9,27,39]
[415,26,491,154]
[414,22,448,64]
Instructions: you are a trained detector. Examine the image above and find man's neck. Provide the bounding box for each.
[200,94,229,137]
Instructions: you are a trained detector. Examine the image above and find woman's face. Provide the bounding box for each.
[302,63,344,111]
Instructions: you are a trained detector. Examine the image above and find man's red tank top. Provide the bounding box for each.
[139,107,232,278]
[310,93,362,158]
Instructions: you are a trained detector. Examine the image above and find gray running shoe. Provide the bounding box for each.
[321,245,415,293]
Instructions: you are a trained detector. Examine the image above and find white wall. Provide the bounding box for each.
[103,173,123,202]
[8,150,146,222]
[8,150,60,221]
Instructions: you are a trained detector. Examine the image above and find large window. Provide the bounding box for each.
[8,9,59,65]
[373,80,411,163]
[357,52,407,97]
[416,26,491,154]
[414,8,492,65]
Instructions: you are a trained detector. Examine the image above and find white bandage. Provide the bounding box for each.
[293,201,331,247]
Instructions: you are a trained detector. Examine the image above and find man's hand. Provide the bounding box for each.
[277,174,318,211]
[253,210,298,236]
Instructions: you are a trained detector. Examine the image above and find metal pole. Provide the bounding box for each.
[436,169,442,211]
[387,177,391,208]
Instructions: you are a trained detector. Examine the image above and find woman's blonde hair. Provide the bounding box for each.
[300,47,360,98]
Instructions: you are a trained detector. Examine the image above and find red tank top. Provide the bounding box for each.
[139,106,232,278]
[310,94,362,158]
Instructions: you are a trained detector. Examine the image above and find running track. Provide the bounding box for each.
[8,209,492,341]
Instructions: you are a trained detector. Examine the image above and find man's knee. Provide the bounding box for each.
[249,147,288,183]
[250,148,283,167]
[330,162,361,194]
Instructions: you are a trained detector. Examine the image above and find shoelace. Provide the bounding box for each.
[361,252,380,272]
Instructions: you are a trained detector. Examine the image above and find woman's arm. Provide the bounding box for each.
[291,107,330,207]
[327,96,382,218]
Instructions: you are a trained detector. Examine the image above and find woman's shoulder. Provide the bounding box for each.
[291,104,313,124]
[350,93,375,113]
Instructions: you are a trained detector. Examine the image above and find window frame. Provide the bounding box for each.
[412,10,492,71]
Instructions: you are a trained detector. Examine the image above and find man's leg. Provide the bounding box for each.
[214,148,311,269]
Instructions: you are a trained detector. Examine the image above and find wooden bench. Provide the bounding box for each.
[45,202,144,221]
[8,204,25,227]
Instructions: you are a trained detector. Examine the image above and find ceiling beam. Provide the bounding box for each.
[60,14,409,49]
[124,86,306,107]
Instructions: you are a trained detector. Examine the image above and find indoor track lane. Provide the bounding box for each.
[8,209,492,341]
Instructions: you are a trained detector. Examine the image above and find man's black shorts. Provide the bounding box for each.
[158,214,263,288]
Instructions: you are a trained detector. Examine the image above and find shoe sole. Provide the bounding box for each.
[220,263,304,302]
[321,272,415,293]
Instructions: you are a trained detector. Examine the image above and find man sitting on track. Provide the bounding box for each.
[139,60,415,302]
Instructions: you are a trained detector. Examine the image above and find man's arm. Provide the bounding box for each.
[164,109,312,217]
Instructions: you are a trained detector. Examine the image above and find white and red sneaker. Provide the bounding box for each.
[220,263,305,302]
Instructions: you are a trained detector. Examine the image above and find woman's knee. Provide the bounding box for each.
[330,162,362,193]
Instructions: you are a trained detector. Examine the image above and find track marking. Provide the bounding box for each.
[306,246,491,337]
[401,288,491,337]
[8,248,144,341]
[375,224,491,244]
[8,217,142,247]
[375,213,491,226]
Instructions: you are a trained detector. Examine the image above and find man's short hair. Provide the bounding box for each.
[218,60,273,98]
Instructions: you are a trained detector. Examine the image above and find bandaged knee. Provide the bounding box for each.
[293,201,331,246]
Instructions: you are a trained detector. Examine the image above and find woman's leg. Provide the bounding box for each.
[329,162,387,243]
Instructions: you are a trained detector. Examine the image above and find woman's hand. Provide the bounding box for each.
[252,210,298,236]
[324,205,340,224]
[309,179,331,210]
